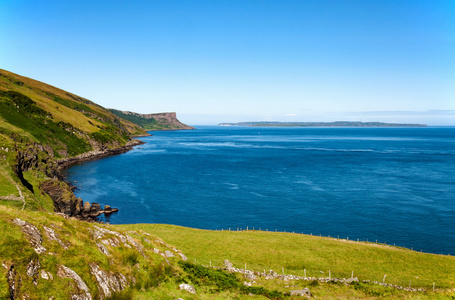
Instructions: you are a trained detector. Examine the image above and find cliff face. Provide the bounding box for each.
[109,109,194,131]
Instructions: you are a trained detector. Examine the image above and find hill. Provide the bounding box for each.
[109,109,194,131]
[0,69,147,216]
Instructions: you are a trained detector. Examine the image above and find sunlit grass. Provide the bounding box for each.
[120,224,455,289]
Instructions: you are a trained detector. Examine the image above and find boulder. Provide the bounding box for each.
[104,205,119,214]
[91,203,101,212]
[164,250,175,258]
[345,277,359,284]
[224,259,234,270]
[83,202,91,213]
[290,288,312,297]
[179,283,196,294]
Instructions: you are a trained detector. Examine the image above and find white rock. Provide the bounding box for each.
[164,250,175,258]
[96,242,109,256]
[179,283,196,294]
[57,265,91,300]
[12,218,46,254]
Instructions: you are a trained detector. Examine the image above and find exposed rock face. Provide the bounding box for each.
[7,264,21,300]
[40,180,119,219]
[12,218,46,254]
[92,226,148,258]
[40,179,83,217]
[179,283,196,294]
[89,263,127,298]
[57,265,92,300]
[96,242,110,256]
[26,259,40,285]
[44,226,69,249]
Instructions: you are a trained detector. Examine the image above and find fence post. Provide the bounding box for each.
[304,269,307,278]
[433,282,435,292]
[329,270,331,280]
[383,275,386,283]
[351,271,354,279]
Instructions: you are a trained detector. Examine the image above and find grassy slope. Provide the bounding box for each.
[120,224,455,298]
[0,69,147,213]
[0,69,145,137]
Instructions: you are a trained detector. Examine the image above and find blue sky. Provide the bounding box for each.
[2,0,454,125]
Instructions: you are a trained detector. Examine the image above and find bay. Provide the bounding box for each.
[64,126,455,255]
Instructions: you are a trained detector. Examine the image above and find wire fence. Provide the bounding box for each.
[213,226,452,256]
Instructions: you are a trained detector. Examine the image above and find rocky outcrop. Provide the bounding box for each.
[7,264,21,300]
[57,265,92,300]
[12,218,46,254]
[44,226,69,249]
[89,263,128,299]
[26,259,40,285]
[40,180,118,220]
[40,179,84,217]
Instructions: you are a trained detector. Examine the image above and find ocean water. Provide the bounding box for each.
[64,126,455,255]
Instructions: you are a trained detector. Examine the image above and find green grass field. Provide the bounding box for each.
[120,224,455,290]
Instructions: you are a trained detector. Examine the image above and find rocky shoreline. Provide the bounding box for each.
[44,139,146,221]
[57,139,145,169]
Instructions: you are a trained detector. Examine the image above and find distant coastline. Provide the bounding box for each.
[218,121,427,127]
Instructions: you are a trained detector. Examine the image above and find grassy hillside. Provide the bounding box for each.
[121,224,455,299]
[0,69,147,214]
[0,69,146,154]
[3,204,454,299]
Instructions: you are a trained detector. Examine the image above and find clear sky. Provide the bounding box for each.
[2,0,454,125]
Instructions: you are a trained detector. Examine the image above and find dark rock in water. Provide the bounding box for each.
[83,202,91,213]
[91,203,101,212]
[104,205,118,214]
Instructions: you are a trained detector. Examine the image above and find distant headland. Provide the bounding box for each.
[109,109,194,130]
[218,121,427,127]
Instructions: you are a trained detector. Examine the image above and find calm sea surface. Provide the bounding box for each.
[64,126,455,255]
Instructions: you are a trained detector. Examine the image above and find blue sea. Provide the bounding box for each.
[64,126,455,255]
